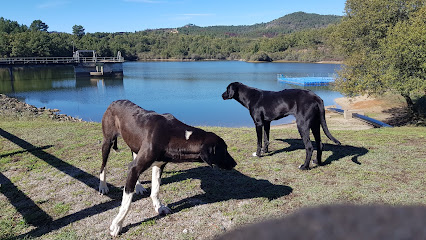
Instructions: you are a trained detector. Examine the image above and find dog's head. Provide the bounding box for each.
[222,82,241,100]
[201,133,236,170]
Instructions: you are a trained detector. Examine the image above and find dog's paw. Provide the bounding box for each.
[252,152,262,157]
[156,205,172,216]
[135,182,148,195]
[312,159,322,166]
[109,221,122,237]
[298,164,311,170]
[99,183,109,195]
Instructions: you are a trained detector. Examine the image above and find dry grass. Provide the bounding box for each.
[0,117,425,240]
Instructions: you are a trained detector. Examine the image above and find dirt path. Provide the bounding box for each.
[273,94,406,130]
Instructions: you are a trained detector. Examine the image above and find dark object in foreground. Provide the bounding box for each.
[215,204,426,240]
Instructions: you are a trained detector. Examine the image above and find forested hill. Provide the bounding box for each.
[0,12,344,62]
[176,12,342,37]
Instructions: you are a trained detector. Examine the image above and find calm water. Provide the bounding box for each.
[0,61,342,127]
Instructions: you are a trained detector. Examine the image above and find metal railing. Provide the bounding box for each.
[0,57,76,65]
[0,55,124,65]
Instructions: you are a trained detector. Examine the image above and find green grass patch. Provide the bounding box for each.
[0,117,425,239]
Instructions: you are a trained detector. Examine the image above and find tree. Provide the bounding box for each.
[30,20,48,32]
[333,0,426,119]
[72,25,85,38]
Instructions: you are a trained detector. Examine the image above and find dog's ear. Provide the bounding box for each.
[200,139,236,170]
[228,83,238,98]
[227,85,235,98]
[200,144,215,167]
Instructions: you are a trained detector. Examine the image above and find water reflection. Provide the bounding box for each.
[0,62,342,126]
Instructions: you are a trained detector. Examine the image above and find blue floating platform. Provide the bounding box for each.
[277,74,335,86]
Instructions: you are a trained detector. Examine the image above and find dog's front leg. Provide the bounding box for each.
[110,188,133,237]
[253,125,263,157]
[263,121,271,153]
[110,152,151,236]
[151,165,171,215]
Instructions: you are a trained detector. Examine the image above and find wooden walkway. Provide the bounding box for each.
[328,107,393,128]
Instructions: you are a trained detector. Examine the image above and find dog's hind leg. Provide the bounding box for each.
[311,121,324,166]
[297,122,314,170]
[99,137,116,195]
[150,163,171,215]
[133,152,148,195]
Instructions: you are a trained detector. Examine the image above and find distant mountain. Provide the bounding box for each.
[175,12,342,38]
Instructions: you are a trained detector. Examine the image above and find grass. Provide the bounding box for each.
[0,117,425,239]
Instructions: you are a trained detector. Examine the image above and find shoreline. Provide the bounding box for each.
[1,93,393,130]
[0,94,82,122]
[134,59,343,64]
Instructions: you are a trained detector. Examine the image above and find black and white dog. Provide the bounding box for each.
[99,100,236,236]
[222,82,341,170]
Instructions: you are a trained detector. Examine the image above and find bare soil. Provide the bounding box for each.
[273,94,407,131]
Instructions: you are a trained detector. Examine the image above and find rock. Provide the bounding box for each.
[0,94,83,122]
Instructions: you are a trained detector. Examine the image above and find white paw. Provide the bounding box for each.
[109,221,122,237]
[99,182,109,195]
[252,152,257,157]
[156,205,172,216]
[135,183,148,195]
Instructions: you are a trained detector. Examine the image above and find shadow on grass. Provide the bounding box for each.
[0,145,53,158]
[0,128,125,239]
[273,138,368,166]
[1,128,292,238]
[122,166,293,234]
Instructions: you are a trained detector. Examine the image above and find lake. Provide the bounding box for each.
[0,61,342,127]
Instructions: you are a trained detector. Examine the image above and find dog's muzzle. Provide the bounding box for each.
[222,92,230,100]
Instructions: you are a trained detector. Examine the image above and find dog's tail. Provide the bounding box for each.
[317,98,341,145]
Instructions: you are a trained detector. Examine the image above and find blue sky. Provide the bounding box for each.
[1,0,346,33]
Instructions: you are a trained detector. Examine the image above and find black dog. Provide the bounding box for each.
[222,82,340,170]
[99,100,236,236]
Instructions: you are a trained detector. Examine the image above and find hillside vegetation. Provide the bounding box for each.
[0,12,342,62]
[177,12,341,38]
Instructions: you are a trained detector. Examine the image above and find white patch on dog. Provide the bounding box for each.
[110,189,134,236]
[99,169,109,195]
[132,152,137,160]
[150,166,172,215]
[252,152,257,157]
[185,130,193,140]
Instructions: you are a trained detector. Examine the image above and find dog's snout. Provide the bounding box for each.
[222,91,229,100]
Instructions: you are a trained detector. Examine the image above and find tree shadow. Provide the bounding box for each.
[0,128,121,195]
[1,127,292,238]
[0,128,129,239]
[0,145,53,158]
[272,139,368,166]
[382,95,426,126]
[122,166,293,233]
